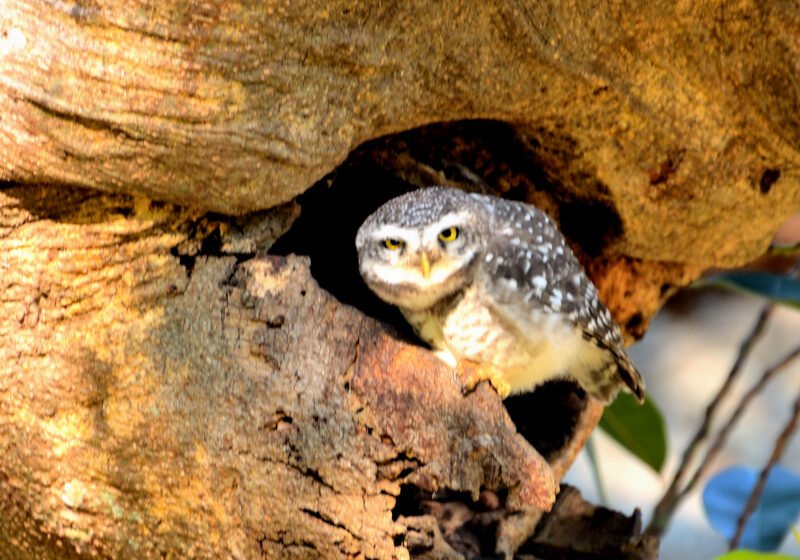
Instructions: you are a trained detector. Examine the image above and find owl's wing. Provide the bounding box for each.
[475,197,645,402]
[577,324,645,402]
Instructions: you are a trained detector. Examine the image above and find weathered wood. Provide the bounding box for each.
[521,486,655,560]
[3,2,800,557]
[0,185,574,559]
[2,1,799,265]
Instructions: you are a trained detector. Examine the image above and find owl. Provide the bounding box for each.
[355,186,644,403]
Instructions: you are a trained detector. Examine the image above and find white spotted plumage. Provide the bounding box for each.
[355,186,645,403]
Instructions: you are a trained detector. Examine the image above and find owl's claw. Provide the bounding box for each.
[456,360,511,399]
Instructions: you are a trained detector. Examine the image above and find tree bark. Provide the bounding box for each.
[2,1,799,264]
[2,1,799,558]
[0,185,582,558]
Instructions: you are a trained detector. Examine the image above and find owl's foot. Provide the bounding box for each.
[456,360,511,399]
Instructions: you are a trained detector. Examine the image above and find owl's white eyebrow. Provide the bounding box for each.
[371,224,414,241]
[425,213,469,235]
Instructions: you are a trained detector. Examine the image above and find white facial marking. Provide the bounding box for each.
[371,224,418,249]
[372,259,461,286]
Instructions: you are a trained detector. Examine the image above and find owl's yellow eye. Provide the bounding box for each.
[438,227,460,242]
[383,238,405,250]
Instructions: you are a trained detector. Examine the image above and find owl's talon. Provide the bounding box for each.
[456,360,511,399]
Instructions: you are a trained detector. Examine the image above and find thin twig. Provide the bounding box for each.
[730,390,800,550]
[646,261,800,539]
[679,345,800,502]
[645,304,774,538]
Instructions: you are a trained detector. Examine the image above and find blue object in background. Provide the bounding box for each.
[703,465,800,551]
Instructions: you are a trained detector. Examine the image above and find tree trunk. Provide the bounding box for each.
[0,184,594,558]
[1,1,799,558]
[3,1,799,266]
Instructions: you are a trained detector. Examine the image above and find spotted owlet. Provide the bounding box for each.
[355,187,644,403]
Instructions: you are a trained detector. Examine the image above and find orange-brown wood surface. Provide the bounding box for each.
[2,2,800,558]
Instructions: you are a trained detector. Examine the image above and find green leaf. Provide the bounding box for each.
[715,551,799,560]
[767,243,800,256]
[598,392,667,473]
[708,271,800,308]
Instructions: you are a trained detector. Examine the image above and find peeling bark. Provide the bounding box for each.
[0,185,592,559]
[2,2,800,558]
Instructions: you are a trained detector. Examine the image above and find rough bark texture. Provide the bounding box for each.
[520,486,649,559]
[2,1,800,558]
[2,1,799,265]
[0,185,594,559]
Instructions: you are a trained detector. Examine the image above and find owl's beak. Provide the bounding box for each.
[419,252,431,279]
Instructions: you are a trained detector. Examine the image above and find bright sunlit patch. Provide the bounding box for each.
[0,28,26,56]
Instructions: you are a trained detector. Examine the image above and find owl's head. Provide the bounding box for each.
[356,187,487,311]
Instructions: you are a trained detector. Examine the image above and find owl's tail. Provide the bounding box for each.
[614,355,646,403]
[584,353,645,404]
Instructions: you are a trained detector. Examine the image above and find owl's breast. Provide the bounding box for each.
[403,285,525,367]
[409,283,601,394]
[438,284,527,371]
[402,283,601,394]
